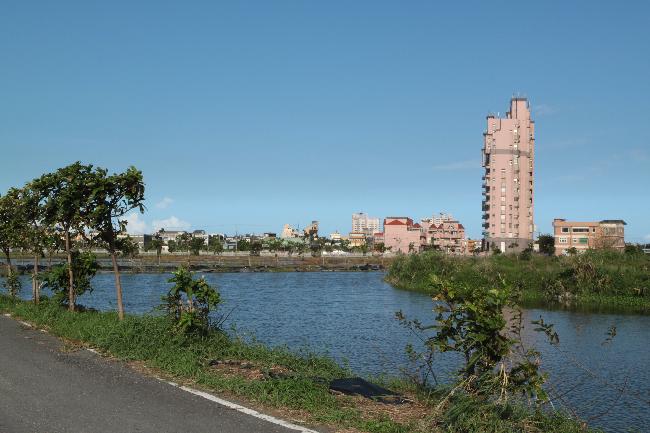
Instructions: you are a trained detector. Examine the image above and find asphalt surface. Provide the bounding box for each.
[0,314,309,433]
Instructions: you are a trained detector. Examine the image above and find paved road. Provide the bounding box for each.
[0,315,311,433]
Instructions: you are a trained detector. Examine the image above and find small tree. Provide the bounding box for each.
[20,182,51,303]
[36,162,97,311]
[0,189,27,297]
[236,239,251,252]
[359,243,369,256]
[208,236,224,255]
[40,251,99,307]
[148,235,165,265]
[162,267,221,334]
[188,237,205,256]
[397,275,549,401]
[538,234,555,256]
[250,240,262,256]
[87,166,145,320]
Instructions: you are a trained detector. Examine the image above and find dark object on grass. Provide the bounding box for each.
[329,377,405,403]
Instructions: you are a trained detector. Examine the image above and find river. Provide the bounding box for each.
[11,271,650,432]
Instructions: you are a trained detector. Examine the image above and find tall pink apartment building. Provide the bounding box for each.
[383,217,424,253]
[482,97,535,252]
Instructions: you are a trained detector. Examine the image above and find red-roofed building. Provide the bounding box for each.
[383,217,425,253]
[421,213,467,255]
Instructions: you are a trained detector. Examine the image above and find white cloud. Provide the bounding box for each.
[432,159,479,171]
[644,234,650,241]
[152,216,191,232]
[533,104,557,116]
[122,212,148,234]
[155,197,174,209]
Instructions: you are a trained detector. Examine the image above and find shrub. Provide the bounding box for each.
[162,266,221,334]
[40,251,99,306]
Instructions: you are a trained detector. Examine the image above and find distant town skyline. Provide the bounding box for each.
[1,1,649,242]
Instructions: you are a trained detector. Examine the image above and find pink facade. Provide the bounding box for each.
[383,217,424,253]
[425,220,466,255]
[482,97,535,252]
[552,219,626,256]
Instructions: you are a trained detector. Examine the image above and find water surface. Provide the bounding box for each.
[12,271,650,432]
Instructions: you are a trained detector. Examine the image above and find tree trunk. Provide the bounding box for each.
[157,251,161,266]
[110,249,125,320]
[4,251,11,279]
[32,254,40,304]
[64,231,75,311]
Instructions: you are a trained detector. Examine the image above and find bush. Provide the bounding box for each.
[3,271,21,297]
[162,266,221,334]
[40,251,99,306]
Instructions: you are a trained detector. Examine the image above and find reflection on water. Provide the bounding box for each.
[12,271,649,432]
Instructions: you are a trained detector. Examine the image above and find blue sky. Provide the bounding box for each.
[1,1,649,242]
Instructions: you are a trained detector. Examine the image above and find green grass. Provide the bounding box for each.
[0,295,597,432]
[386,250,650,313]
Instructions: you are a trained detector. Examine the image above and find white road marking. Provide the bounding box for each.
[163,380,319,433]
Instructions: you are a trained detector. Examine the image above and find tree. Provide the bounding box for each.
[538,234,555,256]
[162,267,221,334]
[175,233,193,252]
[41,251,99,307]
[0,189,27,297]
[359,243,369,256]
[250,240,262,256]
[236,239,251,252]
[374,242,387,253]
[148,235,165,264]
[189,237,205,256]
[296,242,307,257]
[87,166,145,320]
[117,235,140,260]
[19,182,51,303]
[397,275,549,400]
[36,162,98,311]
[208,236,224,255]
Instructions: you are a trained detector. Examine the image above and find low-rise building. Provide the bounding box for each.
[348,232,367,248]
[422,214,467,255]
[552,219,626,255]
[383,217,425,253]
[303,221,319,238]
[157,230,187,244]
[281,224,301,239]
[329,231,342,241]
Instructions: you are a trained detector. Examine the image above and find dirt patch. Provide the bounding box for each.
[208,360,294,381]
[335,392,435,429]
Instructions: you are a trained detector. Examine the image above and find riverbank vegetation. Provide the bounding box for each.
[386,250,650,313]
[0,289,594,433]
[0,162,145,319]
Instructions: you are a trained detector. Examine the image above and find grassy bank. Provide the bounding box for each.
[0,295,593,433]
[386,251,650,313]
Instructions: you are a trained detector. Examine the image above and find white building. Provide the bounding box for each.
[352,212,380,235]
